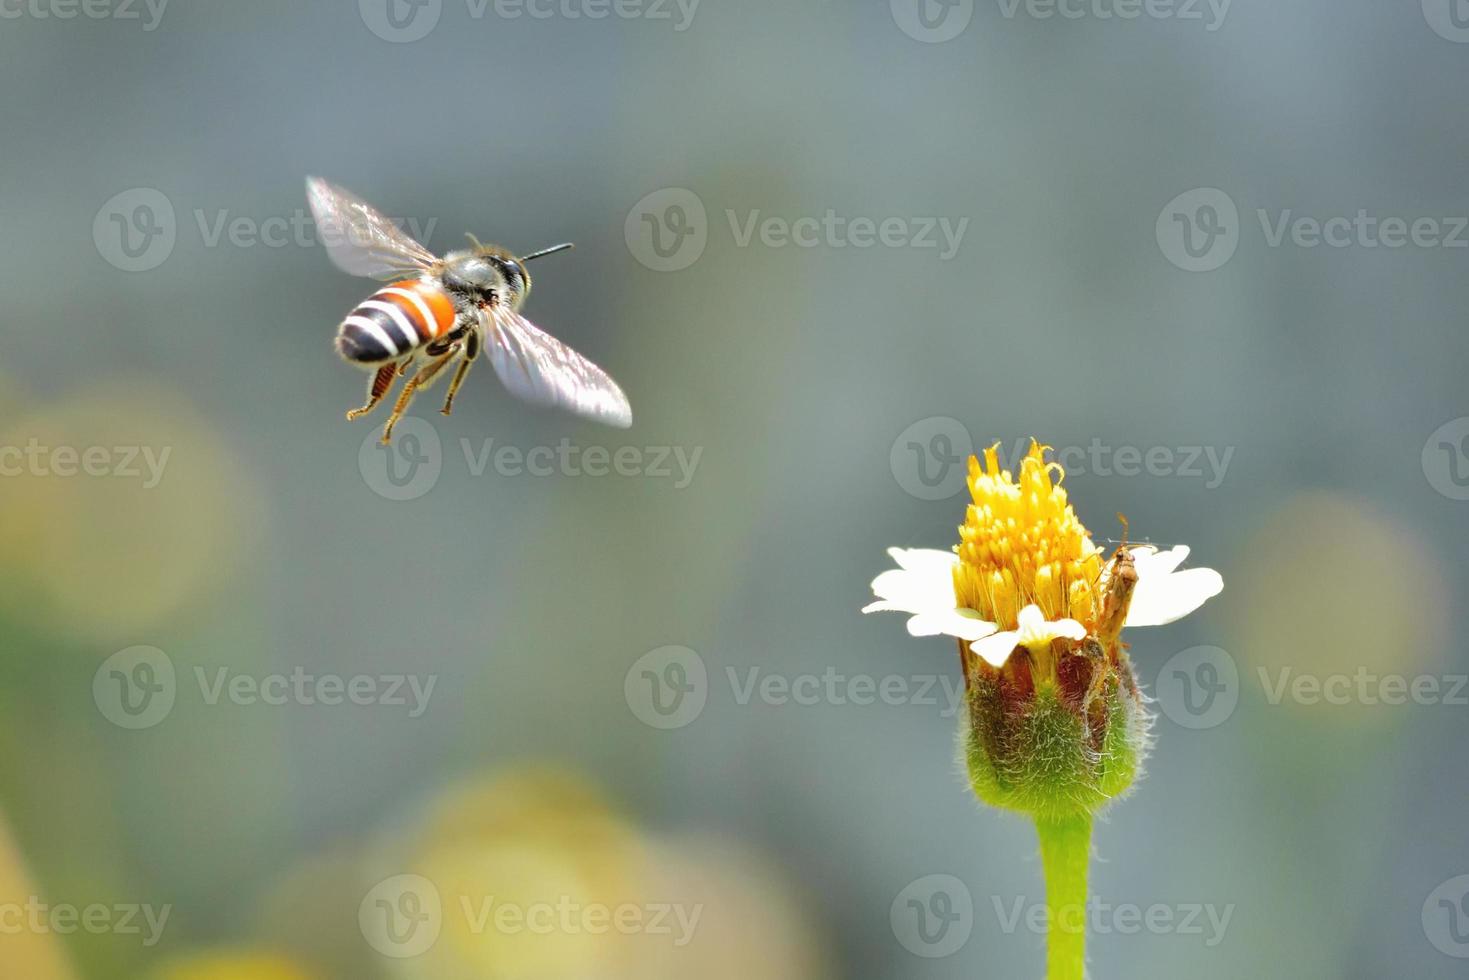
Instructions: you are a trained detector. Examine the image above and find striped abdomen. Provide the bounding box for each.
[335,278,457,365]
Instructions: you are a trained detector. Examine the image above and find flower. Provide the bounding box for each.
[863,443,1222,671]
[862,440,1224,821]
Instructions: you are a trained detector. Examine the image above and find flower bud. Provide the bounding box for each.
[864,441,1221,820]
[961,627,1151,821]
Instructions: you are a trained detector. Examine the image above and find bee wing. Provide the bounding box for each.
[481,306,633,429]
[305,176,438,279]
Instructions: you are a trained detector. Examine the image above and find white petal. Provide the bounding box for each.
[1050,618,1087,641]
[1126,567,1223,627]
[908,608,997,642]
[1132,544,1191,578]
[905,611,952,637]
[867,568,931,612]
[888,547,959,574]
[971,630,1020,668]
[865,548,995,643]
[1015,604,1046,632]
[1014,605,1087,649]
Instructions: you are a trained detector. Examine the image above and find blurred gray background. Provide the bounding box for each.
[1,0,1467,977]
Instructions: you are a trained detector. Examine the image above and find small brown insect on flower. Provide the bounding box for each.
[1095,515,1138,652]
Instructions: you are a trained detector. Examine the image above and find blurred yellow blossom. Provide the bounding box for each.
[367,766,828,980]
[0,380,259,642]
[150,950,318,980]
[0,813,75,980]
[1234,492,1448,721]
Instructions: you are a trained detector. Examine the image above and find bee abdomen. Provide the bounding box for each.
[334,279,457,365]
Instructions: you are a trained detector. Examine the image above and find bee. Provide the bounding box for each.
[306,177,632,443]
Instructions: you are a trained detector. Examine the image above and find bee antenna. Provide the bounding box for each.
[519,243,574,263]
[464,232,484,249]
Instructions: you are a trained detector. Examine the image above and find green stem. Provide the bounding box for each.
[1035,814,1092,980]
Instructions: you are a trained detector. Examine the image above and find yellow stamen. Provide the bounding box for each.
[953,441,1103,631]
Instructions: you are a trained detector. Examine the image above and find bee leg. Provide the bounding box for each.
[346,363,400,421]
[381,351,458,445]
[439,333,480,417]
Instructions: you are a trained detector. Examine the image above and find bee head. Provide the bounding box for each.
[441,244,526,303]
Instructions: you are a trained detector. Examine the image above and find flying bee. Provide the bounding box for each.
[306,177,632,443]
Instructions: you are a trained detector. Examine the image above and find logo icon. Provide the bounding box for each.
[890,417,974,500]
[360,874,443,958]
[891,0,973,42]
[625,188,707,272]
[93,646,177,730]
[359,416,443,500]
[1423,874,1469,957]
[624,645,708,729]
[1154,645,1239,729]
[1423,0,1469,42]
[1156,188,1240,272]
[891,874,973,958]
[93,188,176,272]
[1422,417,1469,501]
[360,0,442,42]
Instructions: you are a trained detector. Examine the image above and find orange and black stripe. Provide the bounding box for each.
[336,278,457,364]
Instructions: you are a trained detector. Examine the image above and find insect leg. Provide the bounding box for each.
[380,350,459,444]
[439,331,481,417]
[346,363,401,421]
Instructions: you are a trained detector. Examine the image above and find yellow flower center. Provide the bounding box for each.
[952,442,1103,631]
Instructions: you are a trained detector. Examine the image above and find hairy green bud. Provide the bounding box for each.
[962,639,1151,821]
